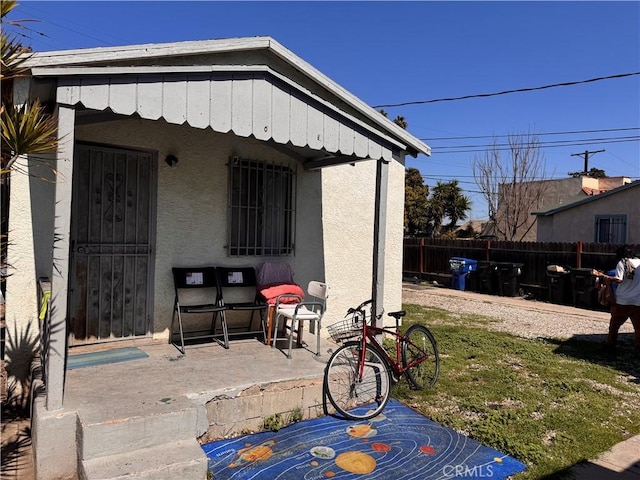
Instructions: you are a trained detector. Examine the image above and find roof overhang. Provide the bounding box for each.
[24,37,431,164]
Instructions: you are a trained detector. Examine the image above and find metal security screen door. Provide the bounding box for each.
[69,144,156,345]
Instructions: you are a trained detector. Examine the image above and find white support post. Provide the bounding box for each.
[371,158,389,328]
[45,105,75,411]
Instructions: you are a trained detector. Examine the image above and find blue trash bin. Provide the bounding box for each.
[607,269,618,293]
[450,257,478,291]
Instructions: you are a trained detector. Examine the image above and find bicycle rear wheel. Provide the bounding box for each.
[324,341,391,420]
[402,324,439,389]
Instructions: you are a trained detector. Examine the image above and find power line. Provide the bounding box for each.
[432,135,640,150]
[13,4,125,49]
[422,127,639,141]
[373,72,640,109]
[431,137,640,154]
[418,174,640,191]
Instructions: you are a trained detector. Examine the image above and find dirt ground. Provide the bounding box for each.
[1,404,34,480]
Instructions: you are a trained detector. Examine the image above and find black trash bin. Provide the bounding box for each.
[467,268,480,292]
[475,261,498,295]
[570,267,598,309]
[495,262,523,297]
[449,257,478,291]
[546,265,571,305]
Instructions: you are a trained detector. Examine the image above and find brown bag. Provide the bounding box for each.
[624,258,636,280]
[597,278,616,307]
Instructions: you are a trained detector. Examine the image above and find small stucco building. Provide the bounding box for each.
[497,175,631,241]
[534,180,640,243]
[6,37,430,479]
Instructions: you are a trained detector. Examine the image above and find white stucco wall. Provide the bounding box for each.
[72,117,330,340]
[320,157,405,325]
[385,158,407,312]
[5,157,39,343]
[9,114,406,347]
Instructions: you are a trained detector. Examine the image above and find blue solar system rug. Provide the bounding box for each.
[202,399,526,479]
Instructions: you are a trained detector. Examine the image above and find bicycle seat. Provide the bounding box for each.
[387,310,406,320]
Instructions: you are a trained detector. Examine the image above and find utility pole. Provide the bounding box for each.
[571,149,605,173]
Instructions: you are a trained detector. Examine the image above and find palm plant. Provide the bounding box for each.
[424,180,472,238]
[1,0,58,171]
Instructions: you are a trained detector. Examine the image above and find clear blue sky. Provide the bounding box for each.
[8,1,640,220]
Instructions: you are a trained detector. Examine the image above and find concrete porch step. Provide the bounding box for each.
[78,397,204,461]
[80,438,208,480]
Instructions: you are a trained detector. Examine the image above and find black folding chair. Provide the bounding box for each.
[171,266,229,354]
[216,266,268,341]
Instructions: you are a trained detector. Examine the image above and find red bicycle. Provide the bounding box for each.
[324,299,440,420]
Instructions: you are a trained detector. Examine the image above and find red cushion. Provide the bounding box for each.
[258,283,305,305]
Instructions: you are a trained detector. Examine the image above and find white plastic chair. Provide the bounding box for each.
[271,281,328,359]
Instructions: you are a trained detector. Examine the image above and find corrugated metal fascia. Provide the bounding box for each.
[53,72,402,160]
[25,36,430,157]
[38,66,406,152]
[266,38,431,157]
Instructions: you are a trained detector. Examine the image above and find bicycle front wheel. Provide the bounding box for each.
[324,341,391,420]
[402,324,440,389]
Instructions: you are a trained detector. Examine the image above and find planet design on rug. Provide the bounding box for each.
[346,423,377,438]
[202,399,527,479]
[228,439,275,468]
[369,412,387,422]
[420,445,436,455]
[310,446,336,459]
[371,442,392,452]
[335,451,377,474]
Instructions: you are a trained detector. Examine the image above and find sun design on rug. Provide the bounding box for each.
[335,451,377,474]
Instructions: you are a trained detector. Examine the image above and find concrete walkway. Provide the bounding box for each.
[569,435,640,479]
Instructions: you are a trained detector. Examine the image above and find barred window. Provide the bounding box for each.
[227,157,296,256]
[594,215,627,244]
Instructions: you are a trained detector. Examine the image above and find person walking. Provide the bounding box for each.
[597,245,640,358]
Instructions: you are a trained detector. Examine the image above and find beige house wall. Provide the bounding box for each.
[536,185,640,243]
[501,176,630,242]
[7,115,404,345]
[321,157,405,322]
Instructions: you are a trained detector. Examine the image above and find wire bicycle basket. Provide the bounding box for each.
[327,309,369,343]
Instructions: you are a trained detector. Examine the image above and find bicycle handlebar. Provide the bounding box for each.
[346,299,373,316]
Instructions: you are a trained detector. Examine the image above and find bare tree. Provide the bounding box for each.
[473,132,550,241]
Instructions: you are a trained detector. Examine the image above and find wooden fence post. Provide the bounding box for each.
[486,240,491,261]
[577,241,582,268]
[420,238,425,277]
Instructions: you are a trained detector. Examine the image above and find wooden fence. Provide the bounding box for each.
[403,238,640,302]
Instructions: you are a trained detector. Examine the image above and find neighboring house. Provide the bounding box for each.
[7,37,430,478]
[497,175,631,241]
[454,220,493,238]
[534,180,640,243]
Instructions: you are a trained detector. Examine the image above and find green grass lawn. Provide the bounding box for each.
[393,303,640,479]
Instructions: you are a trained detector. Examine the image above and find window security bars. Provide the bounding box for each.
[227,157,296,256]
[594,215,627,244]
